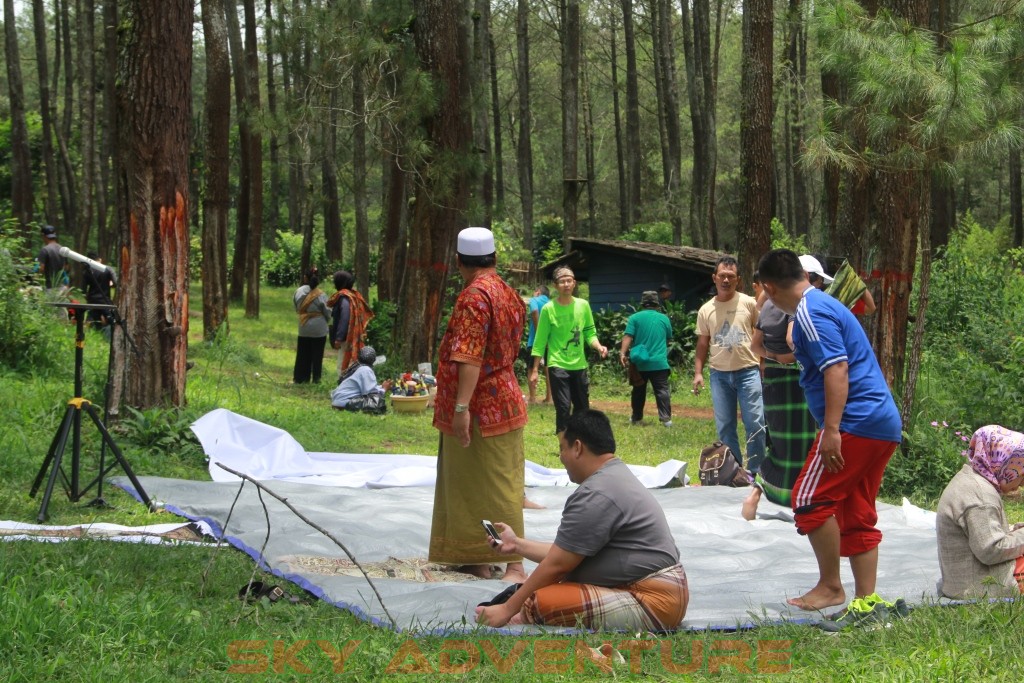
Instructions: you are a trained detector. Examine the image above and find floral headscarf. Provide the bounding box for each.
[966,425,1024,489]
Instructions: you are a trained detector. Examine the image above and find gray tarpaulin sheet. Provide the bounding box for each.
[112,475,942,635]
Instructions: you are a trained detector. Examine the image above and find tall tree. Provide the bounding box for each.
[488,21,505,212]
[560,0,581,245]
[76,0,97,254]
[201,0,232,340]
[780,0,809,237]
[396,0,475,367]
[680,0,722,247]
[652,0,684,245]
[264,0,283,238]
[4,0,34,232]
[31,0,59,225]
[112,0,193,409]
[472,0,494,227]
[619,0,641,227]
[242,0,264,318]
[737,0,774,277]
[609,10,627,235]
[515,0,535,251]
[225,0,251,302]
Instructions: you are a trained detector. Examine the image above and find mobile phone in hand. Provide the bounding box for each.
[481,519,502,544]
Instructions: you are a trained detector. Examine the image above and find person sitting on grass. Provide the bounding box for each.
[936,424,1024,599]
[475,409,688,630]
[331,346,391,411]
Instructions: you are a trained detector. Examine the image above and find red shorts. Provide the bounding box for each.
[791,431,898,557]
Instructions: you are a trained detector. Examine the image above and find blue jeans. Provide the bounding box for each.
[709,366,766,472]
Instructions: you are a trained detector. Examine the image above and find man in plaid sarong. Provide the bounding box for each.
[475,410,688,630]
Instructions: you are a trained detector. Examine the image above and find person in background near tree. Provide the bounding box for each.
[430,227,528,583]
[524,285,551,404]
[757,248,901,616]
[800,254,876,316]
[82,251,117,329]
[475,409,688,630]
[744,270,818,520]
[692,256,766,473]
[37,225,67,291]
[936,425,1024,599]
[328,270,374,383]
[292,268,330,384]
[530,266,608,435]
[620,290,674,427]
[331,346,393,411]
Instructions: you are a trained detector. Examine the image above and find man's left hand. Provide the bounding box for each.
[475,602,516,628]
[453,410,472,448]
[596,344,608,359]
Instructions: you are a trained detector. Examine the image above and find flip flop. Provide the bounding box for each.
[238,581,309,605]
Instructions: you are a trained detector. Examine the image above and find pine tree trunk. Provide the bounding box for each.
[225,0,250,302]
[4,0,35,231]
[560,0,581,246]
[53,0,78,237]
[654,0,683,245]
[76,0,97,254]
[31,0,59,225]
[488,28,504,211]
[515,0,535,251]
[322,109,343,262]
[581,49,597,237]
[396,0,474,367]
[472,0,493,227]
[620,0,641,227]
[201,0,232,340]
[353,43,371,296]
[1010,148,1022,248]
[265,0,282,241]
[738,0,773,278]
[610,11,627,235]
[243,0,263,318]
[112,0,192,410]
[99,0,118,260]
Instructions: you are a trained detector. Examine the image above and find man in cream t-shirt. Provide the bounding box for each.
[692,256,766,472]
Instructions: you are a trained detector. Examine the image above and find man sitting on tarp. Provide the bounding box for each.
[475,409,688,631]
[331,346,391,413]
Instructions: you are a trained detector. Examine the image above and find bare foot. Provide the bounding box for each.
[786,584,846,611]
[523,496,545,509]
[455,564,493,579]
[741,487,762,521]
[502,562,528,584]
[508,611,526,625]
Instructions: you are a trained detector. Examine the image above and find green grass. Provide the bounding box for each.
[0,285,1022,681]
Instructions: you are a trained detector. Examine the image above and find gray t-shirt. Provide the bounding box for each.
[755,300,792,355]
[555,458,680,586]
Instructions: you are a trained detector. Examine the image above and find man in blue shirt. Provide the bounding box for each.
[757,249,902,615]
[525,285,551,403]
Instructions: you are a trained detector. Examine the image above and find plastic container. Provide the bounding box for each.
[391,395,430,414]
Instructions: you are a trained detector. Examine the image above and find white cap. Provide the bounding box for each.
[799,254,834,284]
[457,227,495,256]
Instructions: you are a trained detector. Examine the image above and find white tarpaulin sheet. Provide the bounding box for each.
[193,408,687,489]
[108,411,943,635]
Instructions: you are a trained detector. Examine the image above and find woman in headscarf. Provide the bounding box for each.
[292,268,330,384]
[328,270,374,382]
[936,425,1024,598]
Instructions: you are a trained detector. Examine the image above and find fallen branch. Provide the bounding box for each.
[213,461,397,629]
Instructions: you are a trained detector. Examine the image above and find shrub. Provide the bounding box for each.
[262,230,347,287]
[0,226,65,373]
[881,419,970,504]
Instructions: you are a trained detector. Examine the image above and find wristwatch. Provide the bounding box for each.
[454,403,469,414]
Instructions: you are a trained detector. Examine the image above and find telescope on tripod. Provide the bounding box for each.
[30,302,152,521]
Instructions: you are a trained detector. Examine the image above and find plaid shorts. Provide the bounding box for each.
[521,563,688,631]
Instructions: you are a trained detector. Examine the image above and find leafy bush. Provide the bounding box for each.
[0,226,65,373]
[769,217,810,254]
[531,215,564,263]
[114,406,204,462]
[262,230,347,287]
[619,221,675,244]
[592,300,696,369]
[881,420,970,504]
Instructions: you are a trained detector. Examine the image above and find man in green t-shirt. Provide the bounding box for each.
[530,266,608,434]
[619,291,673,426]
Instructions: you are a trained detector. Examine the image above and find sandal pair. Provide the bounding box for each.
[238,580,308,605]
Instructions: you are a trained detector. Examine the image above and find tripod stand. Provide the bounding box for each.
[30,303,152,521]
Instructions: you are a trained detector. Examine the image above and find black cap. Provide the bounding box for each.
[41,225,57,238]
[658,283,671,291]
